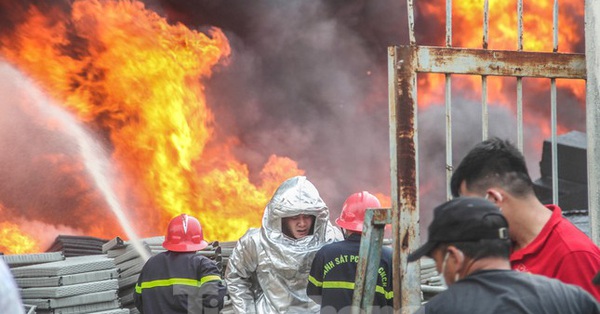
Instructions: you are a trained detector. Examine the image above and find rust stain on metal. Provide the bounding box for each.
[390,46,421,311]
[372,208,391,225]
[413,46,586,79]
[401,230,410,250]
[395,53,417,213]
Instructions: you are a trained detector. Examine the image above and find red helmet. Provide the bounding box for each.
[336,191,381,232]
[162,214,208,252]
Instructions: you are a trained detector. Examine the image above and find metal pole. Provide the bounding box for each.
[482,0,489,140]
[516,0,524,152]
[389,45,421,314]
[551,0,559,205]
[445,0,453,200]
[352,209,388,314]
[585,0,600,245]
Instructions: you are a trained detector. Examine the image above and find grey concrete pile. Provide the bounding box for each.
[217,241,236,277]
[419,257,446,301]
[3,253,127,314]
[46,235,109,257]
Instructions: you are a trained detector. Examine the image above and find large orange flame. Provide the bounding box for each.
[0,201,40,254]
[0,0,304,252]
[417,0,585,139]
[0,0,585,254]
[0,222,40,255]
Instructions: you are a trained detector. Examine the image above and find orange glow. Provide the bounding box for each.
[0,0,305,249]
[416,0,585,139]
[373,193,391,208]
[0,0,586,253]
[0,222,40,254]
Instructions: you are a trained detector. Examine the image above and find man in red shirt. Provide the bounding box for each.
[450,137,600,300]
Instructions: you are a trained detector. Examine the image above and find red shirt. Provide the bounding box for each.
[510,205,600,300]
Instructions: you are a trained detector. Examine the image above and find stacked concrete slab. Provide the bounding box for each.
[419,257,446,301]
[46,235,109,257]
[6,254,127,313]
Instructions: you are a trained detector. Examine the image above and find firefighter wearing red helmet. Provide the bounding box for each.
[307,191,394,313]
[134,214,226,314]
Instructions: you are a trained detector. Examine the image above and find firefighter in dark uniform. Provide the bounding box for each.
[307,191,393,314]
[134,214,226,313]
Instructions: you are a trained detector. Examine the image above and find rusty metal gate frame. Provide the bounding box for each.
[353,0,597,313]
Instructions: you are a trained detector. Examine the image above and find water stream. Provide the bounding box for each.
[2,62,150,261]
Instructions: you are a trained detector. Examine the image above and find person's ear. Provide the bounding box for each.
[447,246,465,267]
[485,189,503,204]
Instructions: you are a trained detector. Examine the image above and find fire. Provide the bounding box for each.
[373,193,391,208]
[0,222,40,255]
[0,0,585,254]
[0,0,304,253]
[416,0,585,140]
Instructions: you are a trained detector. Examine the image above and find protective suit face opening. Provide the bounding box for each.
[282,214,316,239]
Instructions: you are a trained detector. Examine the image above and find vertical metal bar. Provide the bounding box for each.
[407,0,415,45]
[446,0,452,47]
[553,0,559,53]
[551,0,559,205]
[516,0,524,151]
[585,0,600,245]
[482,0,489,140]
[389,46,401,313]
[445,78,452,200]
[516,81,523,150]
[483,0,489,50]
[445,0,453,200]
[353,209,386,314]
[550,82,558,205]
[389,46,421,313]
[352,210,373,313]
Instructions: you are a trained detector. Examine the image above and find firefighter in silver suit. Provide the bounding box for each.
[225,176,343,313]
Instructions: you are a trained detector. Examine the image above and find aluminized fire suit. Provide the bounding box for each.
[225,176,343,313]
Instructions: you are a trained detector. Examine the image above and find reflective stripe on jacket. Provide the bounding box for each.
[134,251,226,314]
[307,233,393,313]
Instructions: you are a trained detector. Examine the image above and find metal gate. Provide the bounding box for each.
[353,0,599,313]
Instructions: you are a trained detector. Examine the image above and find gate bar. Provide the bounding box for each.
[389,45,421,313]
[352,208,392,314]
[585,0,600,245]
[408,47,585,79]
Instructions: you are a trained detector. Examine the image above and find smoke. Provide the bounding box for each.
[146,0,584,220]
[0,61,121,237]
[141,0,410,218]
[417,98,542,235]
[0,0,587,244]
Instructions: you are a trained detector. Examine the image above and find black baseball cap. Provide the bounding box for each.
[407,197,509,262]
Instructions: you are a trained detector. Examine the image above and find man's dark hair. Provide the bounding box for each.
[450,137,533,198]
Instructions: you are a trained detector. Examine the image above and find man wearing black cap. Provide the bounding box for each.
[408,197,599,313]
[451,138,600,299]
